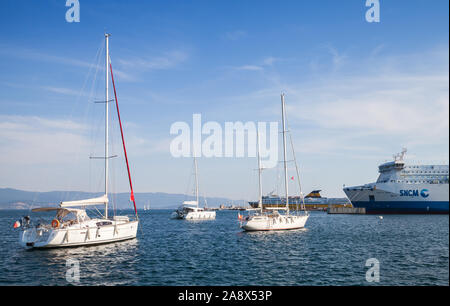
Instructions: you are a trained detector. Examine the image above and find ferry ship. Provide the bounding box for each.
[343,149,449,214]
[248,190,349,209]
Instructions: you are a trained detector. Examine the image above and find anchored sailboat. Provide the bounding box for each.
[173,157,216,220]
[240,93,309,231]
[17,34,139,248]
[143,202,150,211]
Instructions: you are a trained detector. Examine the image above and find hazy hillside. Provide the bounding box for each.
[0,188,241,210]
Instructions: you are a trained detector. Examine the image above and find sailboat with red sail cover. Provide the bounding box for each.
[18,34,139,248]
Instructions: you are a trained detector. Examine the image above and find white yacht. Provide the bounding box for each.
[20,204,137,248]
[17,34,139,248]
[173,157,216,220]
[240,94,309,231]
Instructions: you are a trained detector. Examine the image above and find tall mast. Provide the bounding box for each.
[105,33,110,219]
[257,129,263,213]
[194,156,199,208]
[281,93,289,214]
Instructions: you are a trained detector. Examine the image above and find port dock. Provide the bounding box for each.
[327,206,366,214]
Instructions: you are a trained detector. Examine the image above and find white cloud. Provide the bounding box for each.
[223,30,247,41]
[0,43,145,83]
[0,44,96,69]
[235,65,264,71]
[40,86,85,96]
[207,45,449,184]
[262,57,279,66]
[327,46,347,71]
[233,57,282,72]
[287,73,449,144]
[117,50,189,71]
[0,115,90,166]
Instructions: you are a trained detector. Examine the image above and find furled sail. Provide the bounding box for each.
[183,201,198,206]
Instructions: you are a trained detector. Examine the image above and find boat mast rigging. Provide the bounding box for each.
[286,116,305,212]
[105,33,110,219]
[194,156,199,208]
[109,54,139,220]
[257,128,263,213]
[281,93,290,214]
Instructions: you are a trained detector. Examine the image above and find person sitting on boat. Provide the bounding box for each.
[22,216,30,227]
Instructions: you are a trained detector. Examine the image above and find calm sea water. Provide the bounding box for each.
[0,209,448,286]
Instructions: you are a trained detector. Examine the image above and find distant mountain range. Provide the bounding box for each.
[0,188,241,210]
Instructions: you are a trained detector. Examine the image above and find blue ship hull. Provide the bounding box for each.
[351,201,449,214]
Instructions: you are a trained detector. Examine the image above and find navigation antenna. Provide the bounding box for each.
[394,148,407,161]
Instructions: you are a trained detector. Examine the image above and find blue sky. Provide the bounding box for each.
[0,0,448,201]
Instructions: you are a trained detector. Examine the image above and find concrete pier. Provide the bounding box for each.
[327,207,366,214]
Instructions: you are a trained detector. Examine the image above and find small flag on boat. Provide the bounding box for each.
[13,221,20,228]
[291,176,294,180]
[238,213,243,221]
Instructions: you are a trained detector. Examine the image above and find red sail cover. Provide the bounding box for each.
[109,62,138,219]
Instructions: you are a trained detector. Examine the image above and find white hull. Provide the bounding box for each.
[173,210,216,220]
[185,210,216,220]
[20,219,138,249]
[344,182,449,213]
[344,182,449,202]
[242,214,309,231]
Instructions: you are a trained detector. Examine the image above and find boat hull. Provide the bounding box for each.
[174,210,216,220]
[344,183,449,214]
[350,200,449,214]
[20,220,138,249]
[242,214,309,231]
[185,210,216,220]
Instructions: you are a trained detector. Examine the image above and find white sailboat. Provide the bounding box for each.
[240,93,309,231]
[173,157,216,220]
[17,34,139,248]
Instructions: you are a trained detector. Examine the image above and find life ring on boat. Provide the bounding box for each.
[51,219,60,228]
